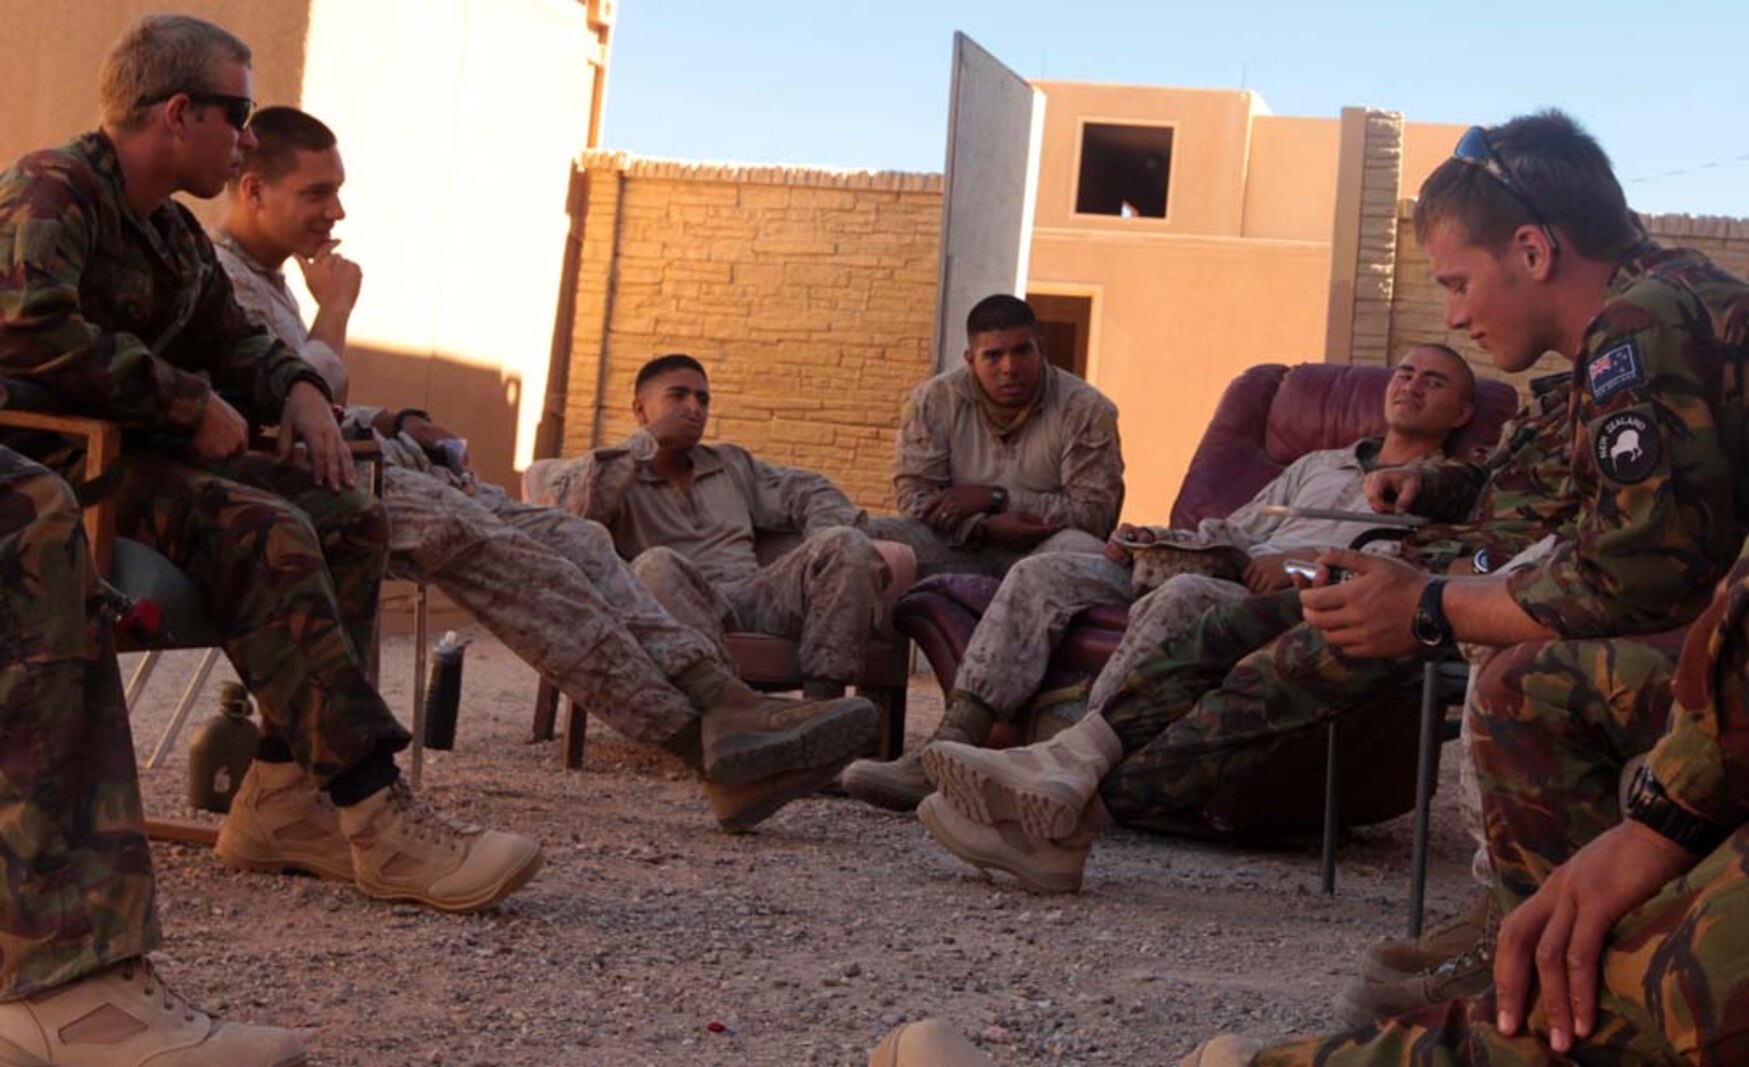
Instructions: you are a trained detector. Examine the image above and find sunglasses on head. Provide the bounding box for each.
[136,91,255,131]
[1452,125,1561,255]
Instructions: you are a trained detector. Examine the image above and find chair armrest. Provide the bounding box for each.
[0,408,120,573]
[873,539,917,615]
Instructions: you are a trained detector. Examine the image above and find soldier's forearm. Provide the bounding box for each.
[1442,576,1558,647]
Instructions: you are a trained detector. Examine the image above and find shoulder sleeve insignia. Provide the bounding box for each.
[1584,340,1645,403]
[1593,410,1659,484]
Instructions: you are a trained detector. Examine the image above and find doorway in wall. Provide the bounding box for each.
[1029,292,1093,379]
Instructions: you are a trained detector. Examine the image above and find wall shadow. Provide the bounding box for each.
[343,343,524,498]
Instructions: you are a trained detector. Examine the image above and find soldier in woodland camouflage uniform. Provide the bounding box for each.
[531,353,888,699]
[866,294,1123,577]
[0,15,545,933]
[215,107,877,836]
[1161,110,1749,1067]
[0,445,307,1064]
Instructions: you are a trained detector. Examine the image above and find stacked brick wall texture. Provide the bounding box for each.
[561,151,943,513]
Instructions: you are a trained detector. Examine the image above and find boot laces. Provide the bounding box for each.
[387,781,478,846]
[119,959,200,1023]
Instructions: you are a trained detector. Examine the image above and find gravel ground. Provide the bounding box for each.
[123,621,1477,1067]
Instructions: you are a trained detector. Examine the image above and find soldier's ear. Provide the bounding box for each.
[631,392,648,425]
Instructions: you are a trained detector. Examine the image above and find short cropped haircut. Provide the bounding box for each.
[1402,342,1476,404]
[965,294,1037,339]
[100,15,252,132]
[635,353,706,392]
[1413,110,1639,261]
[236,106,338,187]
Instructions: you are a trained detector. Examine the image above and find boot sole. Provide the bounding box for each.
[215,836,355,883]
[706,699,878,788]
[356,846,545,914]
[839,758,929,812]
[920,744,1086,840]
[715,759,851,834]
[917,796,1081,895]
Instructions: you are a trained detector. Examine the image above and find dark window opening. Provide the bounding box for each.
[1075,122,1173,219]
[1030,292,1093,379]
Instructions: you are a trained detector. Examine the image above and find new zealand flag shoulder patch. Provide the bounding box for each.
[1585,340,1645,403]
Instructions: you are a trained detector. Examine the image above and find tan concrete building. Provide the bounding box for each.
[1024,83,1464,520]
[0,0,616,493]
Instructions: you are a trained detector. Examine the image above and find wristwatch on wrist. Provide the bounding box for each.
[1472,547,1493,575]
[1624,764,1730,856]
[1410,578,1454,648]
[988,486,1009,513]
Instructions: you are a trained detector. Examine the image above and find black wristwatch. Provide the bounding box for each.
[1624,764,1730,856]
[1410,578,1454,648]
[988,486,1009,513]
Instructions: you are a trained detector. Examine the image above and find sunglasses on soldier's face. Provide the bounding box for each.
[1452,125,1562,255]
[136,91,256,131]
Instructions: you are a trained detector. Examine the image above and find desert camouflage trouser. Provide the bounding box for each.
[631,527,881,683]
[1093,589,1416,831]
[864,516,1106,579]
[384,469,728,746]
[0,449,158,1000]
[952,550,1252,717]
[113,452,410,785]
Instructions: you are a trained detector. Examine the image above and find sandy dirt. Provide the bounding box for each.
[123,617,1477,1067]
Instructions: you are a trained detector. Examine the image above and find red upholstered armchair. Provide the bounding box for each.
[891,361,1519,838]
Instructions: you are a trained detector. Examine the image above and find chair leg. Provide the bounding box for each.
[531,678,561,742]
[862,684,909,761]
[1409,661,1445,939]
[562,699,587,770]
[146,647,223,770]
[123,649,163,710]
[1320,719,1341,895]
[410,582,428,790]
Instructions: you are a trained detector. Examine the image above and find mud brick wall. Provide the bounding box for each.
[560,151,943,512]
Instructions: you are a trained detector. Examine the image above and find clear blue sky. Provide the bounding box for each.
[604,0,1748,218]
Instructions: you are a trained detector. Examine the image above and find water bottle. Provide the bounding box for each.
[187,681,260,814]
[422,631,468,750]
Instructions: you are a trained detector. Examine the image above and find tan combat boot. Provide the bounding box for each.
[216,761,354,882]
[842,691,996,813]
[0,958,306,1067]
[1336,922,1496,1027]
[922,713,1122,840]
[1177,1035,1266,1066]
[338,779,543,913]
[704,758,857,834]
[868,1018,997,1067]
[678,664,879,787]
[1360,892,1496,979]
[916,792,1107,895]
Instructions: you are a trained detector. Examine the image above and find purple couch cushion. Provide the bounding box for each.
[1171,362,1520,528]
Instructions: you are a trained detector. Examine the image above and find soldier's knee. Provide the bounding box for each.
[21,470,80,522]
[336,487,390,548]
[1472,639,1550,728]
[576,517,616,557]
[632,546,688,584]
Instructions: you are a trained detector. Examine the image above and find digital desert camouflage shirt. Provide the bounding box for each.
[894,364,1123,545]
[527,429,866,584]
[0,133,326,444]
[1398,373,1576,573]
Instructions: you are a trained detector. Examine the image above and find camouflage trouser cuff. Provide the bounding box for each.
[1,922,160,1003]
